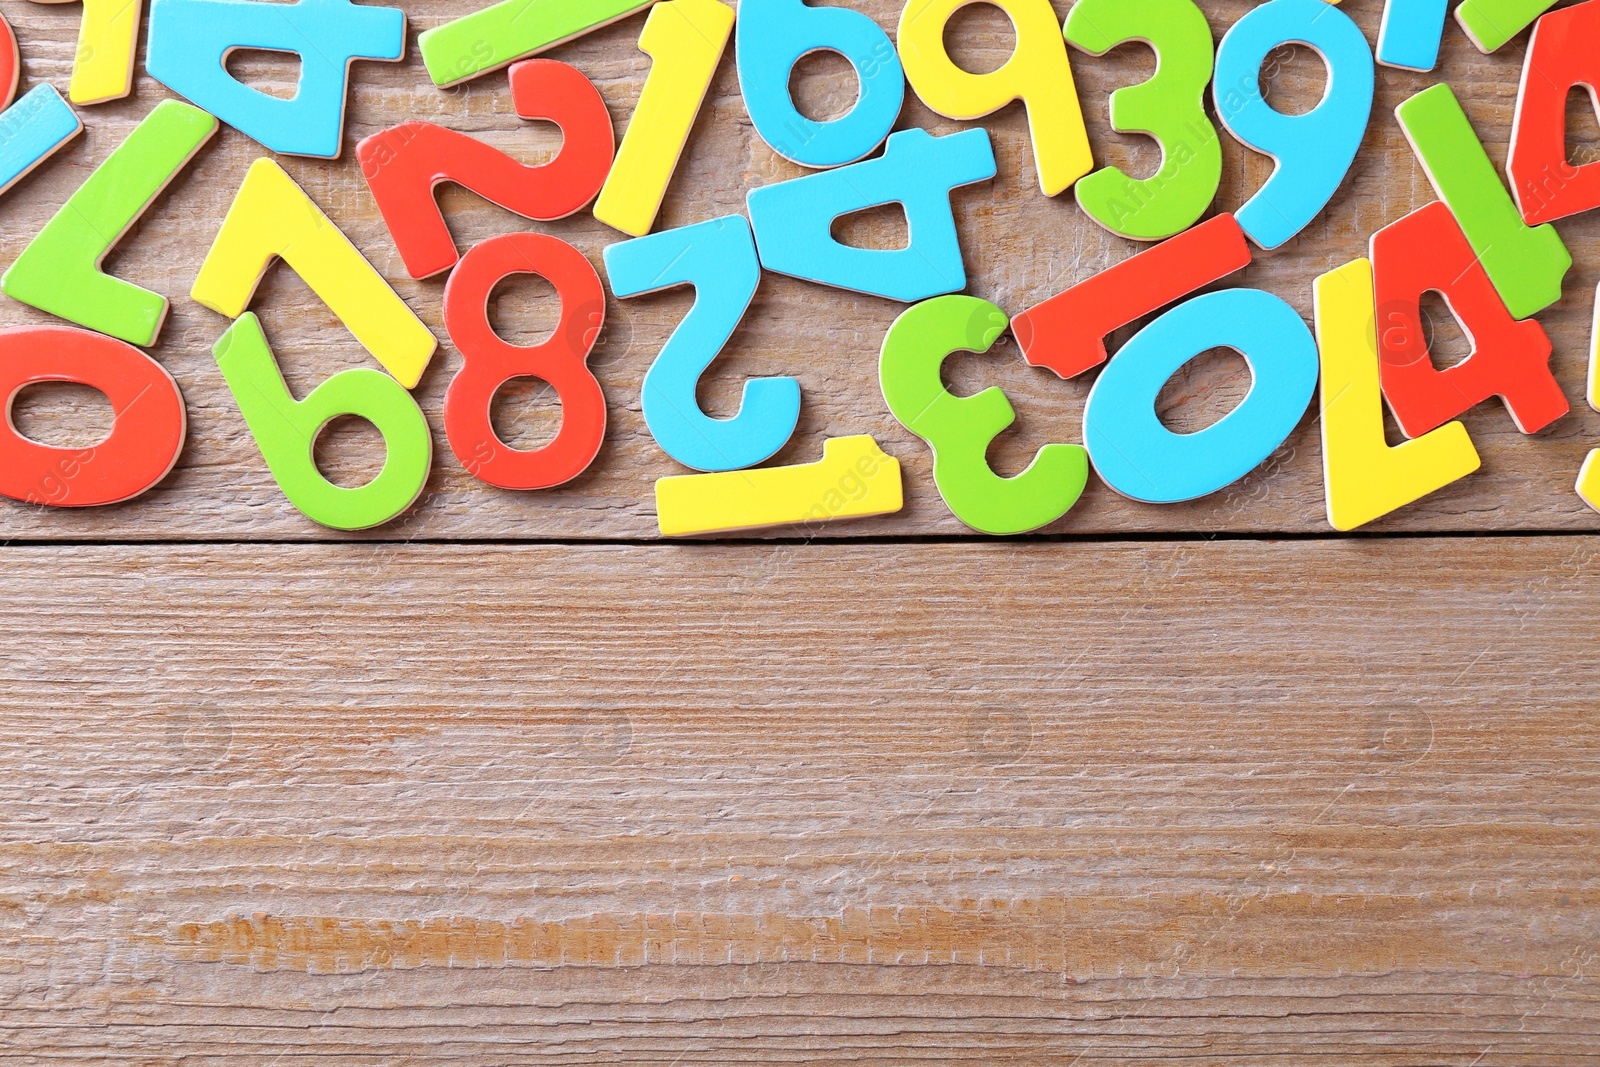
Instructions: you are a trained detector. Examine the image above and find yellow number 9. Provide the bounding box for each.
[898,0,1092,197]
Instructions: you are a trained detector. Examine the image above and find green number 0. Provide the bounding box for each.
[1064,0,1221,241]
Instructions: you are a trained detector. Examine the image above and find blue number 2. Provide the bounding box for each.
[605,216,801,473]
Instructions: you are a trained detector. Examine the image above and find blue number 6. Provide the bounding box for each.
[1213,0,1374,250]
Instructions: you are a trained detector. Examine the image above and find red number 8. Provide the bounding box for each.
[442,233,607,490]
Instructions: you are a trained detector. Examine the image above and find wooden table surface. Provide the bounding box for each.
[2,1,1598,1063]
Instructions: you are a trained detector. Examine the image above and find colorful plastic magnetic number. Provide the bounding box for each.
[192,158,437,390]
[1083,288,1318,503]
[359,60,614,279]
[1064,0,1221,241]
[898,0,1091,196]
[736,0,903,168]
[146,0,405,159]
[1579,451,1600,514]
[880,295,1088,535]
[0,325,185,507]
[0,85,83,197]
[1213,0,1373,250]
[746,128,996,303]
[1591,285,1600,420]
[213,313,431,530]
[605,216,799,473]
[1509,1,1600,225]
[3,101,216,347]
[1313,258,1480,532]
[1397,83,1571,320]
[418,0,652,87]
[0,11,20,110]
[1011,214,1252,380]
[1457,0,1557,54]
[1372,202,1567,437]
[27,0,143,103]
[442,233,608,490]
[1583,293,1600,513]
[654,435,902,536]
[595,0,731,237]
[1377,0,1450,71]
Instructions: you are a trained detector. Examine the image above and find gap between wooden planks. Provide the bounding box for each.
[0,537,1596,1062]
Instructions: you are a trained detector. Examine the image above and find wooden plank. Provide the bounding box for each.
[0,2,1596,541]
[1,538,1597,1061]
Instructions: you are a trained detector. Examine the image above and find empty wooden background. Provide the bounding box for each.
[1,0,1597,1063]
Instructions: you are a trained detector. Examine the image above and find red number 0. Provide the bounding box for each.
[442,233,607,490]
[0,325,186,507]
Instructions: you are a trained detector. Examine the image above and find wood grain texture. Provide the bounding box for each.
[0,0,1597,541]
[3,4,1598,1064]
[2,538,1599,1063]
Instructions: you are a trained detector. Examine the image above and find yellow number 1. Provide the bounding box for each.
[29,0,142,105]
[594,0,734,237]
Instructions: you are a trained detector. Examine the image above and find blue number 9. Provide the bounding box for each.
[1213,0,1374,250]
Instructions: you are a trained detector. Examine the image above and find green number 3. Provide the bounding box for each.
[1065,0,1221,241]
[879,296,1088,536]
